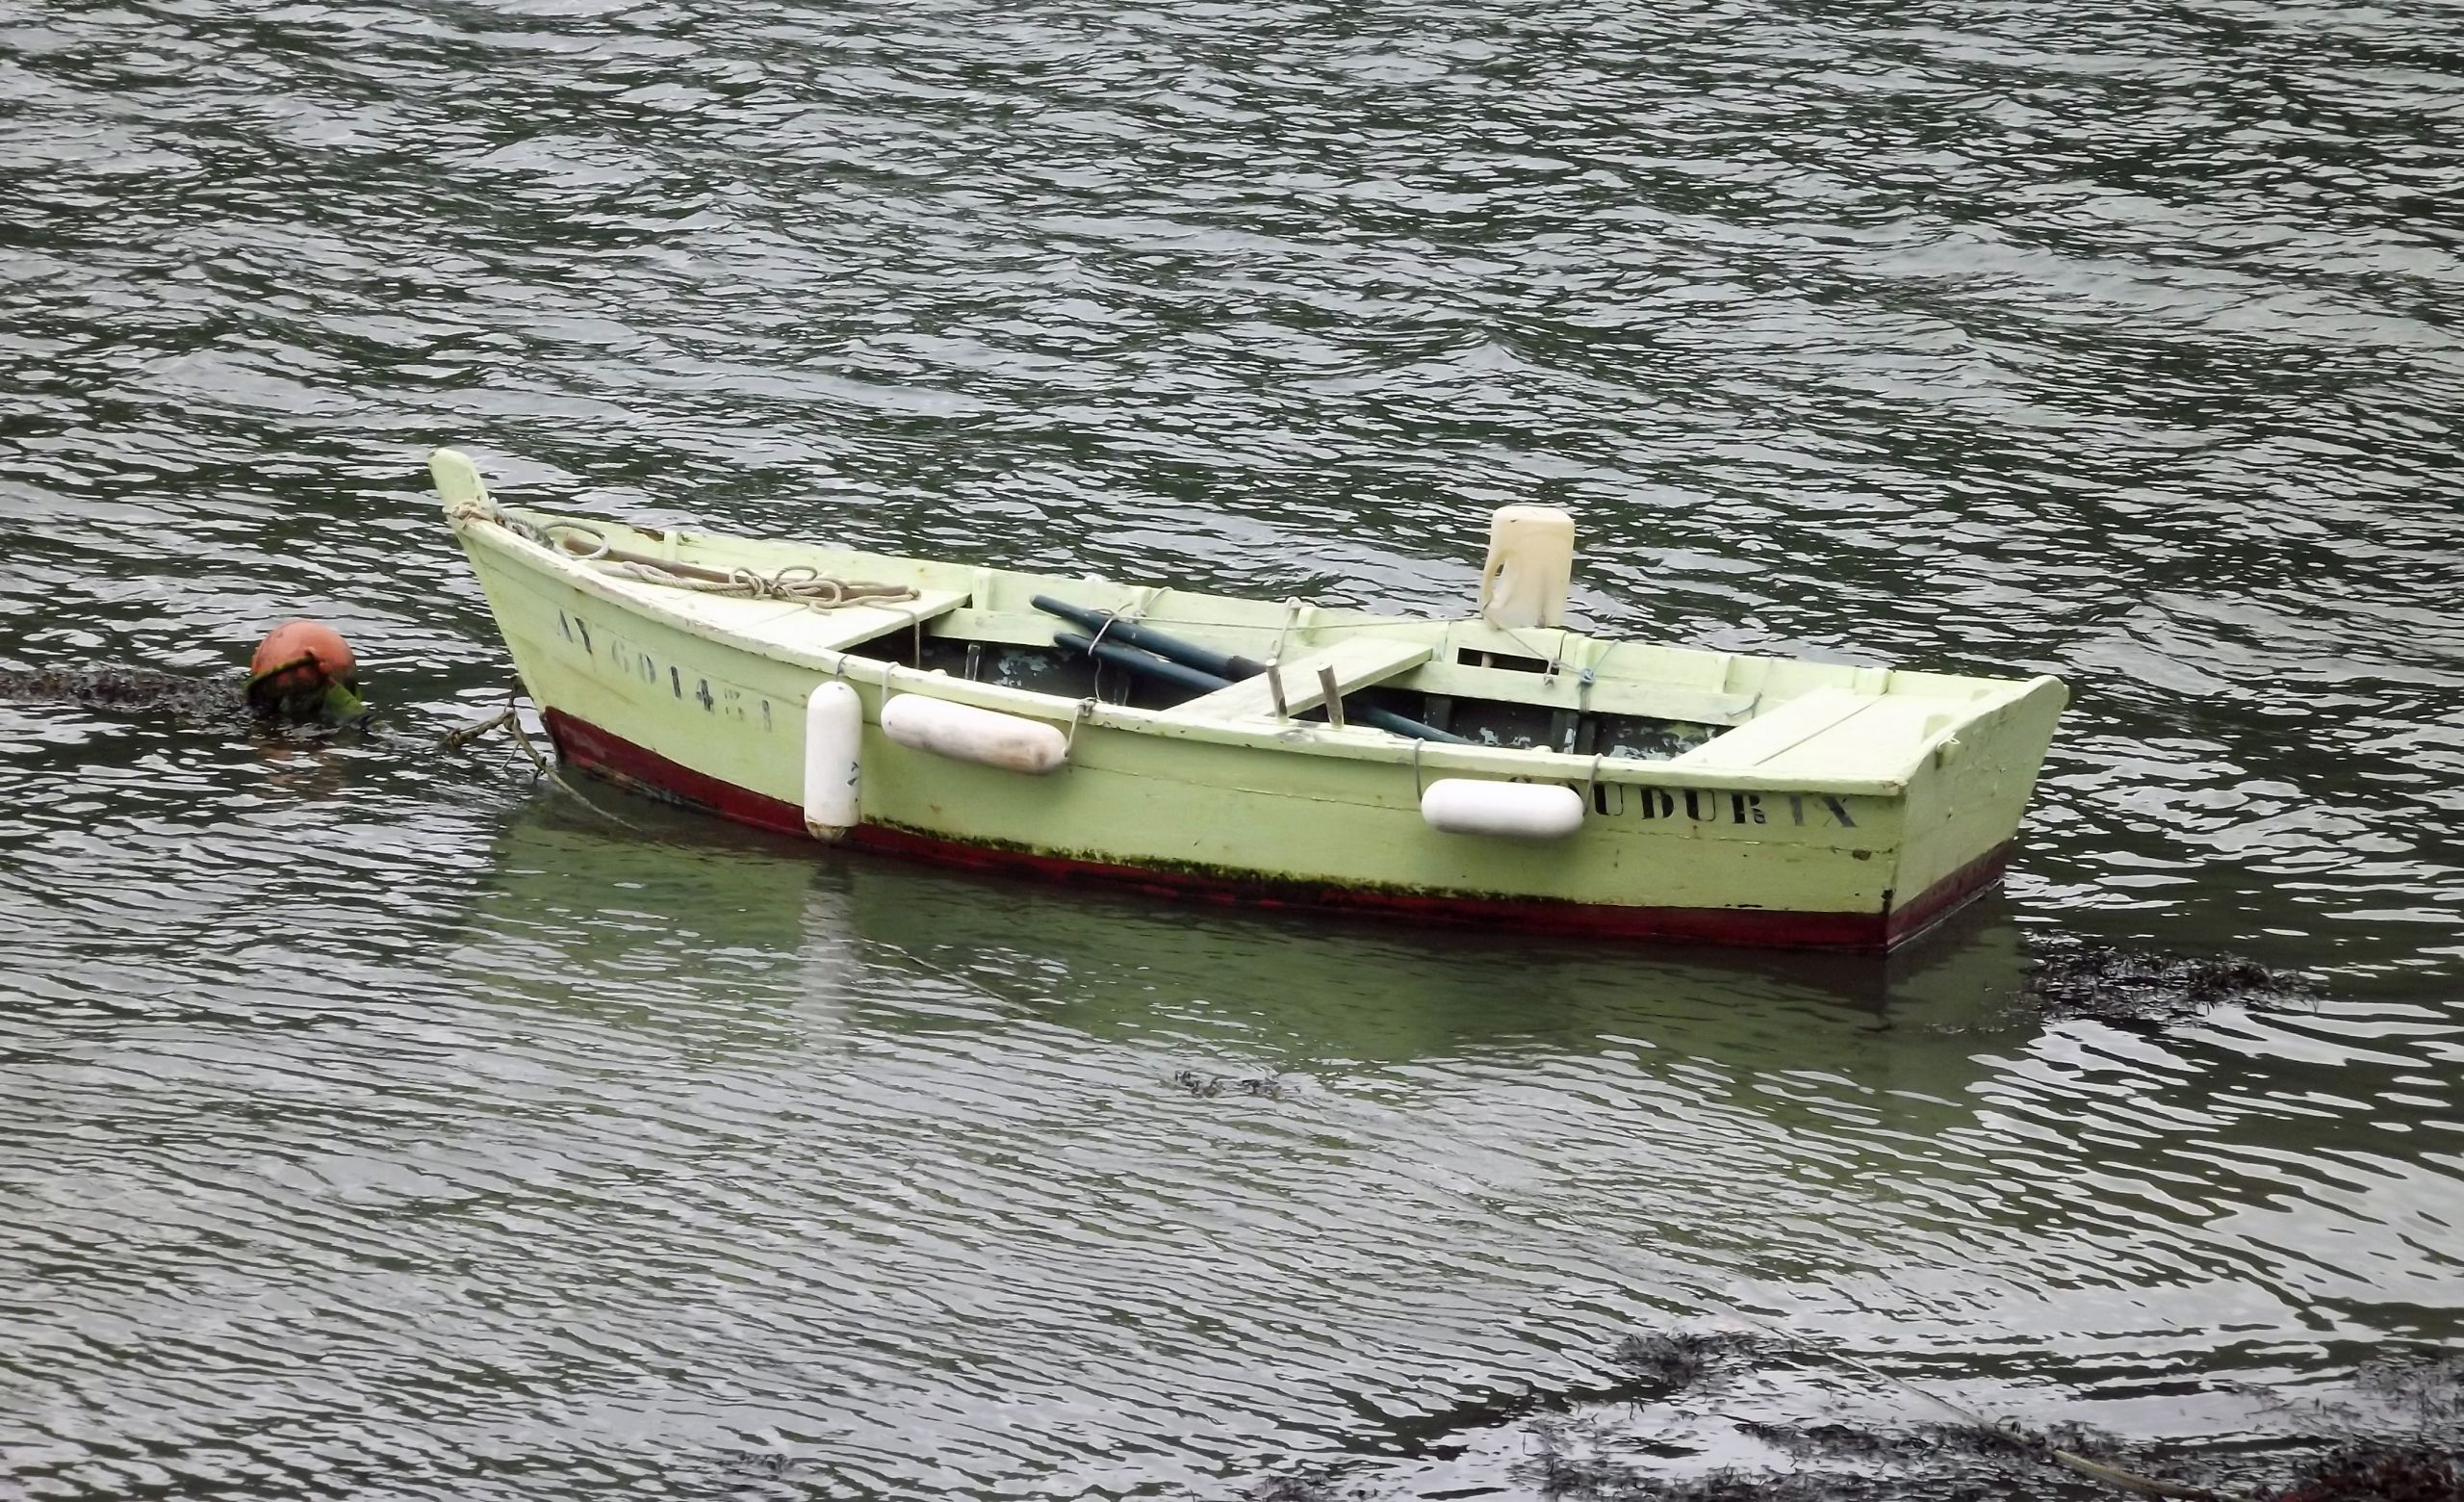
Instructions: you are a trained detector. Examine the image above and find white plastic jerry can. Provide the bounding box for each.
[1476,505,1576,630]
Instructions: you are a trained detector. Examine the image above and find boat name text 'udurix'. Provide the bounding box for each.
[1587,785,1861,828]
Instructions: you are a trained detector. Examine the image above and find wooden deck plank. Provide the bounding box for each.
[594,574,972,653]
[1666,687,1872,769]
[1748,696,1964,780]
[1173,636,1434,721]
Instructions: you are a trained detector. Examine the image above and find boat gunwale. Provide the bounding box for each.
[449,502,2058,799]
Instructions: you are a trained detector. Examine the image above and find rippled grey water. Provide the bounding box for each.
[3,0,2459,1496]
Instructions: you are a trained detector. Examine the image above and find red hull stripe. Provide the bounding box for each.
[541,710,2006,950]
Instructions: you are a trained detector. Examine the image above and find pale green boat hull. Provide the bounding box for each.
[436,452,2066,948]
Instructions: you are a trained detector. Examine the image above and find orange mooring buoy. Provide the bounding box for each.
[246,620,363,723]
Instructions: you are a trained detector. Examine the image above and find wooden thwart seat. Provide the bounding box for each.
[1668,687,1871,769]
[1173,636,1433,721]
[1741,695,1964,780]
[1672,686,1968,779]
[771,587,972,653]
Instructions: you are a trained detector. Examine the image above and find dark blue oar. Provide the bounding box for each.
[1035,594,1262,680]
[1054,630,1235,697]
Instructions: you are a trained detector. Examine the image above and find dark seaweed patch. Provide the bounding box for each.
[1514,1413,2220,1502]
[1610,1332,1776,1396]
[1236,1330,2461,1500]
[1735,1418,2119,1466]
[2355,1354,2464,1435]
[2022,938,2309,1028]
[1301,1331,1784,1470]
[1510,1412,2076,1501]
[2230,1350,2464,1441]
[2265,1356,2464,1500]
[2270,1447,2464,1502]
[1294,1331,1809,1483]
[1248,1466,1383,1501]
[1173,1069,1292,1100]
[0,667,246,721]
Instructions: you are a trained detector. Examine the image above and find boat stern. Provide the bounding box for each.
[1882,675,2069,943]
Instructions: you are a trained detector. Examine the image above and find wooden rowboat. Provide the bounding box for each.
[434,450,2066,949]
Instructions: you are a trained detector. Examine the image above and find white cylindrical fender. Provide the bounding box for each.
[1421,778,1585,840]
[881,694,1069,775]
[804,681,863,841]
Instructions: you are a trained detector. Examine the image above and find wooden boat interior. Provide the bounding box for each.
[514,505,2021,773]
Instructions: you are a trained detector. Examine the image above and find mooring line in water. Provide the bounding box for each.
[542,764,652,830]
[439,705,515,752]
[436,682,648,829]
[440,683,552,773]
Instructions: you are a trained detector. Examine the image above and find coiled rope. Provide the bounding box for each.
[483,510,918,612]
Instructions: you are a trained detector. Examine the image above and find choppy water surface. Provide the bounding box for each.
[3,0,2459,1496]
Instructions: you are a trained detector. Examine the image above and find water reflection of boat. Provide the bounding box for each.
[838,852,2037,1080]
[465,789,2036,1094]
